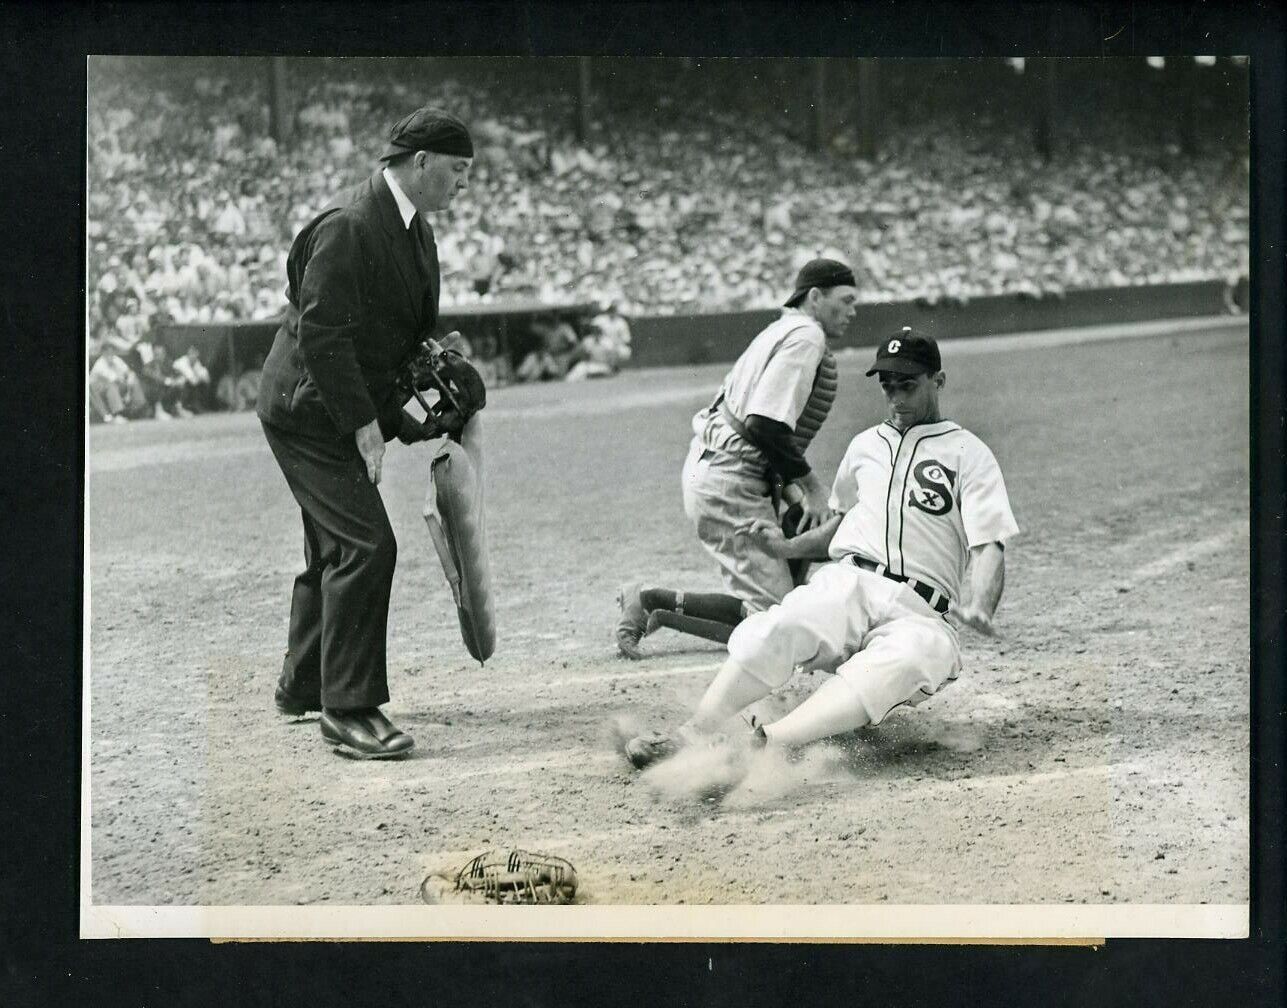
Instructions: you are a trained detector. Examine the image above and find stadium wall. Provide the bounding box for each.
[156,280,1234,383]
[624,280,1233,369]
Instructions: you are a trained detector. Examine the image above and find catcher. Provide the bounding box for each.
[258,107,486,760]
[615,259,857,657]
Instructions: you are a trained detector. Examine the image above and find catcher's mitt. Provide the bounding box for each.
[420,849,578,906]
[402,337,487,439]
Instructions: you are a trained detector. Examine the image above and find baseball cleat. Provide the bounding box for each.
[624,730,678,769]
[615,583,649,659]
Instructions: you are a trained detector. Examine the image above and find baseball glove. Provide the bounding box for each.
[402,337,487,439]
[419,849,578,905]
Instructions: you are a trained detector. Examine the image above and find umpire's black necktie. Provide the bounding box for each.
[409,213,429,275]
[409,213,432,323]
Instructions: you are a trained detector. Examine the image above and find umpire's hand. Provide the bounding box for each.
[355,418,385,485]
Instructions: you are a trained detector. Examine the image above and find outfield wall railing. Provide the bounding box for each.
[155,280,1239,394]
[624,280,1236,369]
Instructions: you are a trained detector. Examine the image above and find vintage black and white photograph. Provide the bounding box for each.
[82,55,1250,939]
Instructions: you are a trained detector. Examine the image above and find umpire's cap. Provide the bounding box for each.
[379,107,474,161]
[784,258,857,307]
[866,326,942,376]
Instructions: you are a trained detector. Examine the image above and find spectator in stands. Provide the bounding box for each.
[88,343,147,423]
[545,314,582,370]
[515,341,560,383]
[137,341,184,420]
[467,330,509,388]
[589,300,632,366]
[172,345,212,414]
[86,58,1250,329]
[564,306,630,382]
[468,223,504,298]
[113,294,149,350]
[515,313,583,382]
[564,335,618,382]
[217,352,266,413]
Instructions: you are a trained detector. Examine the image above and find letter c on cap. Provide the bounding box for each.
[887,339,901,354]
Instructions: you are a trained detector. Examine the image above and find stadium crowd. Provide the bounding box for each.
[87,58,1248,419]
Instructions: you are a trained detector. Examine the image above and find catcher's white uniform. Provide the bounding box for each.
[684,311,826,611]
[728,419,1019,725]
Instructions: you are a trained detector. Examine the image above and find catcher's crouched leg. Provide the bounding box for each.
[423,416,495,663]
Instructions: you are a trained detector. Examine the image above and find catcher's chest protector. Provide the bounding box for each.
[791,347,838,454]
[423,416,495,663]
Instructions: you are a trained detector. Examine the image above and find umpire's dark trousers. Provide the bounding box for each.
[262,420,396,710]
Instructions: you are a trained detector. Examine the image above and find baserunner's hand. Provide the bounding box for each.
[949,602,998,637]
[736,518,790,557]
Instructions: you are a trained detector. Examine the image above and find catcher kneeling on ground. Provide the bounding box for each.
[625,328,1019,769]
[616,258,857,657]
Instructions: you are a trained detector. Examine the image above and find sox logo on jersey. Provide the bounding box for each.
[827,421,1019,605]
[908,460,957,516]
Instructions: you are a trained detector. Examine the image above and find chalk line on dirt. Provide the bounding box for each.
[1124,523,1247,585]
[425,660,721,701]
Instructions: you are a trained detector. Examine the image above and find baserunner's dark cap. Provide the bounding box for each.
[379,107,474,161]
[784,258,856,307]
[866,326,942,376]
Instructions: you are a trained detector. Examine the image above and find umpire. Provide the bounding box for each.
[258,107,474,759]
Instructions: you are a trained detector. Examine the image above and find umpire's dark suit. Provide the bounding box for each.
[258,170,439,711]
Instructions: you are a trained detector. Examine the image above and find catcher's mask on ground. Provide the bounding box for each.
[419,849,578,905]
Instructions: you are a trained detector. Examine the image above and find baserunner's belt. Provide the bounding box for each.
[845,555,950,615]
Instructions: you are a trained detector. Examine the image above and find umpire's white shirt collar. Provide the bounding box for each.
[382,167,418,230]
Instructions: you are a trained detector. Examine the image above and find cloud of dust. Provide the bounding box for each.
[641,736,851,808]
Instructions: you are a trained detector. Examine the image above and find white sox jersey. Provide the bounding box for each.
[827,420,1019,604]
[690,310,825,473]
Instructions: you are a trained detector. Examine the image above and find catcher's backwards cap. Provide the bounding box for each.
[866,326,942,376]
[784,258,856,307]
[379,107,474,161]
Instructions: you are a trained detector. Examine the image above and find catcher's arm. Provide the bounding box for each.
[949,541,1005,637]
[742,414,831,532]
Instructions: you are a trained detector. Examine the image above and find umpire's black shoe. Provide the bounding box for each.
[320,707,415,760]
[274,685,321,717]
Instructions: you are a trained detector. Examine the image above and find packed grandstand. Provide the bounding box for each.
[86,57,1248,418]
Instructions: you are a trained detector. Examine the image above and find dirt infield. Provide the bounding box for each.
[87,320,1249,909]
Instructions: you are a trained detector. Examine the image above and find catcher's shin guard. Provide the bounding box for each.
[423,415,495,662]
